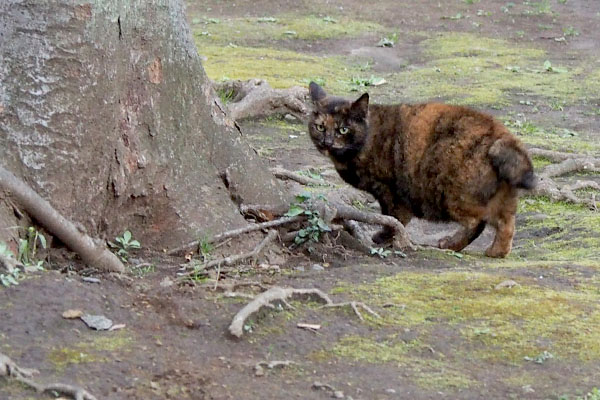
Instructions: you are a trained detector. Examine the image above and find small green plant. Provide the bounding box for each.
[131,263,155,278]
[198,237,214,263]
[563,26,579,37]
[543,60,568,73]
[524,350,553,364]
[217,88,235,104]
[376,33,398,48]
[18,226,47,266]
[0,242,21,287]
[322,16,337,23]
[285,193,331,247]
[370,247,392,258]
[463,0,480,4]
[349,75,386,90]
[110,230,141,262]
[256,17,278,23]
[441,13,464,20]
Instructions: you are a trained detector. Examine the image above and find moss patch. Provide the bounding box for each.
[48,331,133,370]
[191,15,384,44]
[325,335,474,390]
[197,43,360,92]
[332,270,600,363]
[516,196,600,261]
[389,32,594,107]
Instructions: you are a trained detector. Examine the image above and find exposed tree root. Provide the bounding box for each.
[271,167,332,187]
[530,150,600,209]
[177,230,278,281]
[213,79,309,121]
[0,352,97,400]
[0,166,125,273]
[167,216,301,255]
[228,286,380,338]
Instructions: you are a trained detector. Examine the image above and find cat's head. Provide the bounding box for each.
[307,82,369,161]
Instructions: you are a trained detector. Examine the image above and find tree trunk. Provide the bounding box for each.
[0,0,289,250]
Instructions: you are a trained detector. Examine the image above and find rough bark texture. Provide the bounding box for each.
[0,0,289,250]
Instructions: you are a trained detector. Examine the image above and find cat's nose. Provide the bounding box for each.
[323,136,333,147]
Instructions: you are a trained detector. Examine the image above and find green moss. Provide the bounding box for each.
[325,335,473,390]
[191,15,384,44]
[197,44,360,92]
[333,270,600,363]
[532,155,552,169]
[516,196,600,261]
[48,347,99,370]
[503,119,600,153]
[48,331,133,370]
[330,334,422,362]
[389,32,593,106]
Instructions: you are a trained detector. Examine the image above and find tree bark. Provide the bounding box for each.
[0,0,290,250]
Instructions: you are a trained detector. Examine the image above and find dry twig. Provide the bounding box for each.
[0,352,97,400]
[167,216,300,256]
[270,167,332,187]
[228,286,380,338]
[177,230,278,281]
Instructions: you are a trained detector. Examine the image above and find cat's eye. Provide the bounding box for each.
[339,127,349,135]
[315,124,325,132]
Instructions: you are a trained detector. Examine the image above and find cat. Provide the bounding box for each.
[307,82,535,257]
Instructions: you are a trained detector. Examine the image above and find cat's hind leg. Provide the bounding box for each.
[484,183,518,258]
[438,219,486,252]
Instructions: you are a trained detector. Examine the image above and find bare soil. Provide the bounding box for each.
[2,1,600,399]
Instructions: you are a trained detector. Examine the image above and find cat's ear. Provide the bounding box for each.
[309,82,327,103]
[350,93,369,119]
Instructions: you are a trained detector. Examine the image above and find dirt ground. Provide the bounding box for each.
[2,1,600,399]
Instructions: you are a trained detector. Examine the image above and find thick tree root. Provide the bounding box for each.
[177,230,278,281]
[213,79,309,121]
[530,150,600,209]
[228,286,380,338]
[0,353,97,400]
[0,166,125,273]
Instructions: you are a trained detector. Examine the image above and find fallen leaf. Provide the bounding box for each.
[62,309,84,319]
[109,323,126,331]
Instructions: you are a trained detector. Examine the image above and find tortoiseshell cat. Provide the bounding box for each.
[308,82,535,257]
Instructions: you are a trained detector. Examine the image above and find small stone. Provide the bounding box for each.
[333,390,344,398]
[385,388,397,394]
[82,277,101,284]
[522,385,535,394]
[294,266,305,272]
[311,264,325,271]
[80,314,113,330]
[160,277,174,287]
[284,114,297,121]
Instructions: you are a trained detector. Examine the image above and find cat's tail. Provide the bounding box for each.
[488,136,537,189]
